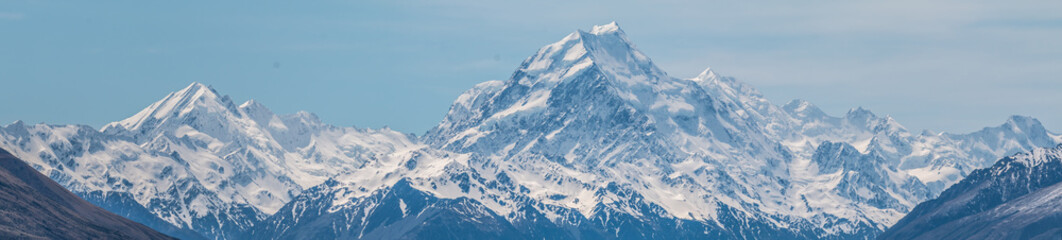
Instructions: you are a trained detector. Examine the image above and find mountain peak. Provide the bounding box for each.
[1005,115,1042,128]
[514,22,665,90]
[783,99,828,120]
[172,82,221,102]
[692,67,719,82]
[104,82,241,133]
[239,99,270,114]
[846,106,876,118]
[1011,144,1062,166]
[995,115,1054,142]
[184,81,212,92]
[239,99,277,126]
[588,21,623,35]
[783,99,813,110]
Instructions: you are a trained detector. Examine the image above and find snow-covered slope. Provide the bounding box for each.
[419,22,1057,237]
[256,22,1061,239]
[423,21,913,237]
[0,147,175,240]
[1,22,1059,239]
[0,83,414,239]
[881,145,1062,240]
[100,83,414,213]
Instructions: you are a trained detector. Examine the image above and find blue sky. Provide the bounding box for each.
[2,0,1060,135]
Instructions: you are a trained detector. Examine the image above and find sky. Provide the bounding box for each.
[1,0,1060,135]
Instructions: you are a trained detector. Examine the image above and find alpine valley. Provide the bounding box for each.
[1,23,1059,239]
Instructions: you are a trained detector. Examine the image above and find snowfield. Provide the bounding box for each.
[1,22,1058,239]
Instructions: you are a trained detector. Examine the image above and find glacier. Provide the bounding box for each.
[0,22,1059,239]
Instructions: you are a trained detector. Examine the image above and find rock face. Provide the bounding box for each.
[251,179,527,240]
[249,22,1060,239]
[880,145,1062,240]
[0,84,413,239]
[1,22,1060,239]
[0,147,174,240]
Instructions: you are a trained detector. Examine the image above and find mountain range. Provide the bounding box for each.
[0,147,173,239]
[881,144,1062,239]
[0,22,1058,239]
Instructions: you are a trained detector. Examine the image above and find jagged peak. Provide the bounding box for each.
[965,115,1050,137]
[516,22,663,87]
[783,99,829,120]
[1004,144,1062,169]
[692,67,719,82]
[879,114,908,130]
[812,141,874,173]
[239,99,278,127]
[184,81,212,92]
[1004,115,1043,130]
[104,82,241,132]
[171,82,223,103]
[845,106,877,119]
[816,141,863,156]
[783,99,815,112]
[1,120,30,136]
[882,114,897,122]
[588,21,622,35]
[687,67,775,114]
[284,111,322,124]
[238,99,264,109]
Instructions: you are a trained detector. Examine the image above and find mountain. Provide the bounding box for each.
[250,22,1061,239]
[1,22,1059,239]
[0,83,413,239]
[880,144,1062,240]
[0,147,174,239]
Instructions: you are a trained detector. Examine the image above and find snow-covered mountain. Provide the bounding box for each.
[250,22,1061,239]
[0,83,413,239]
[0,147,174,240]
[881,144,1062,239]
[0,22,1059,239]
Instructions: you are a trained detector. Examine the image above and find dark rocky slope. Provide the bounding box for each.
[0,148,174,240]
[881,145,1062,240]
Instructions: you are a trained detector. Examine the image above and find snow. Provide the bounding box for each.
[488,89,550,120]
[589,21,622,35]
[0,80,421,237]
[907,166,961,184]
[1,22,1059,240]
[1010,144,1062,166]
[563,58,593,78]
[562,43,587,61]
[413,22,1062,237]
[650,94,695,113]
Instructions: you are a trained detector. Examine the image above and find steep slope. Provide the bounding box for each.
[420,22,965,237]
[0,121,241,239]
[251,179,527,240]
[781,100,1061,194]
[880,144,1062,240]
[100,83,414,212]
[2,22,1060,239]
[0,147,174,240]
[256,22,1061,239]
[251,146,804,239]
[0,83,414,239]
[420,22,872,237]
